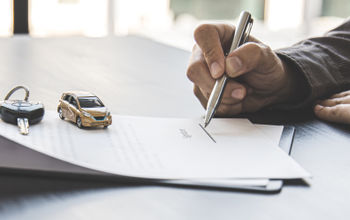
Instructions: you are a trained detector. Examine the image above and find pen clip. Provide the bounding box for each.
[241,18,254,45]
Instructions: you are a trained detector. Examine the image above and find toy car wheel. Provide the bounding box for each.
[76,116,83,128]
[58,108,65,120]
[104,125,109,129]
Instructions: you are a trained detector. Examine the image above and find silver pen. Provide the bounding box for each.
[204,11,253,127]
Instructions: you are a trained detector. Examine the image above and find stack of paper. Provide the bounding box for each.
[0,111,310,190]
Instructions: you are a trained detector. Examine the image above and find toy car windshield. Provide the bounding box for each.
[78,97,105,108]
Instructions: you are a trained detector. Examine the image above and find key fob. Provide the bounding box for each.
[0,100,44,125]
[0,86,45,128]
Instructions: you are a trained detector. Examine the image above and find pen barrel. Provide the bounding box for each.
[204,75,227,126]
[229,11,252,53]
[207,76,227,112]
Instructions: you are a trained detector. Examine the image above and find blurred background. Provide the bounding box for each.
[0,0,349,50]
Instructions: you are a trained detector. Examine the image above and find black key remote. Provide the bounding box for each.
[0,86,44,135]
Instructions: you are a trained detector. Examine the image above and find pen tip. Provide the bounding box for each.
[204,122,208,128]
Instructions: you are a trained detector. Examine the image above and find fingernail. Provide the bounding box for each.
[314,104,323,111]
[210,62,222,78]
[226,56,242,76]
[232,88,244,100]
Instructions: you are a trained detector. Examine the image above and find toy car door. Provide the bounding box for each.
[60,94,71,118]
[67,96,79,121]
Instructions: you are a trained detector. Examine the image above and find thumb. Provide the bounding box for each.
[194,24,226,79]
[225,42,277,78]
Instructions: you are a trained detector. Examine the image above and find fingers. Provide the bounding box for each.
[188,45,246,105]
[193,85,244,116]
[217,80,246,105]
[193,80,246,107]
[314,91,350,124]
[194,88,244,116]
[215,102,243,116]
[194,24,234,78]
[318,95,350,107]
[187,45,215,92]
[225,42,279,78]
[314,104,350,124]
[330,90,350,99]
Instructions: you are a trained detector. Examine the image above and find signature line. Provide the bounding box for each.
[199,124,216,143]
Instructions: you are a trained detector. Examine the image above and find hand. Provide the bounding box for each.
[314,90,350,124]
[186,24,302,116]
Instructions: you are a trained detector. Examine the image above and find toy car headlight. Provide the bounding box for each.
[82,111,92,117]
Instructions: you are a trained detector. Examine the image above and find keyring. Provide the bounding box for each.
[4,86,30,102]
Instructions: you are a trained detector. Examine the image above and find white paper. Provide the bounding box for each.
[174,124,284,187]
[254,124,284,146]
[0,111,310,180]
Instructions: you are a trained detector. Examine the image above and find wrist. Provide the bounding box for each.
[275,58,309,105]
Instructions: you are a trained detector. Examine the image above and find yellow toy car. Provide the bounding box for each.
[57,91,112,128]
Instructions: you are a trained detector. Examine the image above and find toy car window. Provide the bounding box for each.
[63,95,71,102]
[70,97,78,108]
[78,97,104,108]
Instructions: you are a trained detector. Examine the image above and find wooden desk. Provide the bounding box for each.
[0,36,349,220]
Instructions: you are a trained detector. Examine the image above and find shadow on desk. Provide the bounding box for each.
[0,172,310,204]
[0,173,138,203]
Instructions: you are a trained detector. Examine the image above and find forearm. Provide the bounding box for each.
[274,18,350,109]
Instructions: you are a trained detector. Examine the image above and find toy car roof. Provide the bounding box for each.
[63,91,97,97]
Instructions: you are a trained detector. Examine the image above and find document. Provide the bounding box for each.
[255,124,283,146]
[0,111,310,180]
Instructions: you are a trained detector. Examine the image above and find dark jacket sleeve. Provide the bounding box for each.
[275,18,350,109]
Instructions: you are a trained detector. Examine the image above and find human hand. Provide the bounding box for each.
[314,90,350,124]
[186,24,302,116]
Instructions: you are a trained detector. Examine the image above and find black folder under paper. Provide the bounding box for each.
[0,125,295,193]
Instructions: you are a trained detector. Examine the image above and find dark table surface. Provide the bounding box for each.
[0,36,349,220]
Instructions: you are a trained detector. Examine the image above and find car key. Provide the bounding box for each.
[17,117,29,135]
[0,86,45,135]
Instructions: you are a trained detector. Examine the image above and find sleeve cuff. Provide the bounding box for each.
[269,50,313,110]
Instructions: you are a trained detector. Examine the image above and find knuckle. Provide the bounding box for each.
[334,98,342,105]
[262,44,273,54]
[186,61,205,82]
[216,105,230,116]
[330,107,340,117]
[244,42,271,58]
[241,42,263,68]
[194,24,213,41]
[204,46,219,60]
[244,42,263,54]
[243,42,277,70]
